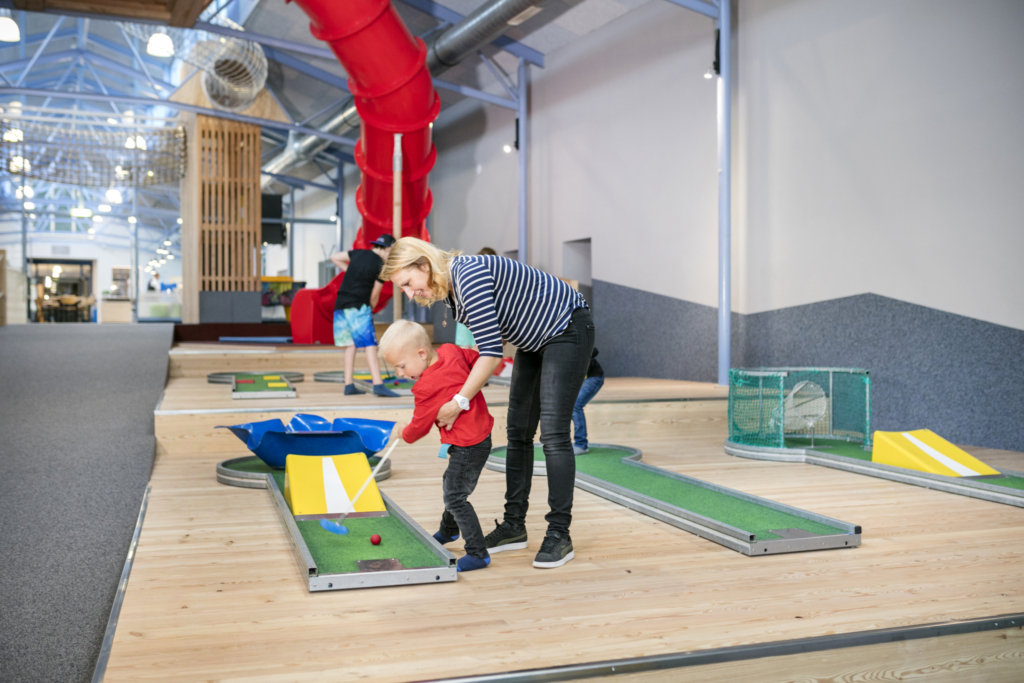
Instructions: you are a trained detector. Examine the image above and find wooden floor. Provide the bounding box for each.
[105,349,1024,682]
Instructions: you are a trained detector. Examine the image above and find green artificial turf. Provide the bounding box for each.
[786,438,873,461]
[978,476,1024,491]
[224,456,276,474]
[268,472,445,574]
[493,447,845,540]
[232,374,291,392]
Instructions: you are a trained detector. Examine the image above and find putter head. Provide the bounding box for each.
[319,518,349,535]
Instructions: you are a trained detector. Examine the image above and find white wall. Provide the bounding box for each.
[427,0,1024,331]
[737,0,1024,330]
[431,1,719,304]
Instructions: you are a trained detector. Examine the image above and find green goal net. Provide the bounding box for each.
[728,368,871,449]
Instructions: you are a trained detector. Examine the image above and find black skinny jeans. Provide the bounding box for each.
[503,307,595,535]
[439,435,493,559]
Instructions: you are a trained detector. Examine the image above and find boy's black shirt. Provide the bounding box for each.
[334,249,384,311]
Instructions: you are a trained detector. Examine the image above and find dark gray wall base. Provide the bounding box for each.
[591,282,1024,451]
[199,291,261,323]
[591,279,741,384]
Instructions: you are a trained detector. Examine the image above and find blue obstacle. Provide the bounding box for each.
[218,414,395,469]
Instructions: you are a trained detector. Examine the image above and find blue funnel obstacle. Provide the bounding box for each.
[218,414,394,470]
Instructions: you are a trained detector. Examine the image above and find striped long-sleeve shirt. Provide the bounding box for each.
[447,255,588,358]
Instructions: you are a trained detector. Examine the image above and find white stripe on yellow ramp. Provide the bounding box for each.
[872,429,1000,477]
[322,457,355,514]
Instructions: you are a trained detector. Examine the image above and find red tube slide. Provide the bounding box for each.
[289,0,438,312]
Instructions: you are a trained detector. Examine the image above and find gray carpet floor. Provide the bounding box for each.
[0,324,173,683]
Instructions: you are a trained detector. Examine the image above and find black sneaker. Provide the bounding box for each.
[484,519,527,554]
[533,530,574,568]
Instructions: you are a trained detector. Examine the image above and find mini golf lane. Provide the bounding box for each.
[487,445,861,556]
[725,438,1024,509]
[214,461,454,591]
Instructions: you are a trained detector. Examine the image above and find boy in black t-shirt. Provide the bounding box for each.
[329,234,399,397]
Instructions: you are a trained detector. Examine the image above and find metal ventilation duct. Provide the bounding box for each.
[119,17,269,113]
[261,0,543,187]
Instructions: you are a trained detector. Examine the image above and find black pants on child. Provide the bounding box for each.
[439,435,492,559]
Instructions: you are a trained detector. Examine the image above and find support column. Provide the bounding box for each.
[517,58,528,265]
[288,188,295,279]
[179,112,261,323]
[336,159,344,251]
[21,176,28,322]
[716,1,732,386]
[132,189,139,323]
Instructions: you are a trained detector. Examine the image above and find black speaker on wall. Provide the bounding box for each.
[261,194,286,245]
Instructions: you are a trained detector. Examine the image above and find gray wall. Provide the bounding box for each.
[594,280,1024,451]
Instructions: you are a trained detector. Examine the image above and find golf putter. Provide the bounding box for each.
[320,437,400,535]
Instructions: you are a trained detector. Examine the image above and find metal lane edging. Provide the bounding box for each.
[487,445,860,555]
[91,485,151,683]
[725,440,1024,509]
[416,613,1024,683]
[624,457,860,534]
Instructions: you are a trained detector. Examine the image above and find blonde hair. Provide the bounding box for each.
[378,320,431,360]
[380,237,460,305]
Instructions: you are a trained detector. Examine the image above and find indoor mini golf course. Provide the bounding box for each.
[487,445,861,555]
[725,438,1024,508]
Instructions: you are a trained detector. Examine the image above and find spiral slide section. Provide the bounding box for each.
[290,0,439,307]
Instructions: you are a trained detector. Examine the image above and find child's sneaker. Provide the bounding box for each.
[573,445,589,455]
[456,555,490,572]
[433,530,459,545]
[532,530,574,568]
[373,383,400,397]
[484,519,527,554]
[344,383,363,395]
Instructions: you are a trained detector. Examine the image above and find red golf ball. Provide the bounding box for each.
[370,534,381,545]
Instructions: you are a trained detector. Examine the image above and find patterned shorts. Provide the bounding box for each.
[333,305,377,348]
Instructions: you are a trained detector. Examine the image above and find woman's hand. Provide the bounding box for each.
[435,399,461,430]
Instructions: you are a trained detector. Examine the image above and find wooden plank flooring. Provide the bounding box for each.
[106,369,1024,682]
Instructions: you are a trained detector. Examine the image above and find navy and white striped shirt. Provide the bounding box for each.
[447,255,588,358]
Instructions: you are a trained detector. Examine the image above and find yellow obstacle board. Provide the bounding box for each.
[284,453,387,518]
[872,429,1000,477]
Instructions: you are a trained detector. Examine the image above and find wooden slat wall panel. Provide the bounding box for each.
[195,115,260,294]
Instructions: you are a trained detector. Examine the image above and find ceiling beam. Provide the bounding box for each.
[396,0,545,67]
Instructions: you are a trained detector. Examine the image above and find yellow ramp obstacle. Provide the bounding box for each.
[872,429,1000,477]
[284,453,388,519]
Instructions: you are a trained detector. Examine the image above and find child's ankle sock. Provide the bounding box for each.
[456,555,490,572]
[434,530,460,545]
[372,383,400,397]
[344,383,361,395]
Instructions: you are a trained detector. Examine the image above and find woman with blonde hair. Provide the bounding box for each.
[382,237,594,569]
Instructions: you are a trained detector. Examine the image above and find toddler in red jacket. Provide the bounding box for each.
[378,320,494,572]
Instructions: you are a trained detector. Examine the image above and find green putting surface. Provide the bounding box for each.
[233,374,292,392]
[223,454,384,474]
[268,472,445,575]
[495,447,844,540]
[786,438,872,461]
[787,439,1024,491]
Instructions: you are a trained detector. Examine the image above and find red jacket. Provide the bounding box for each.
[401,344,494,447]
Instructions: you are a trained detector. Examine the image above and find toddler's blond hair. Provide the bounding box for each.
[378,320,431,361]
